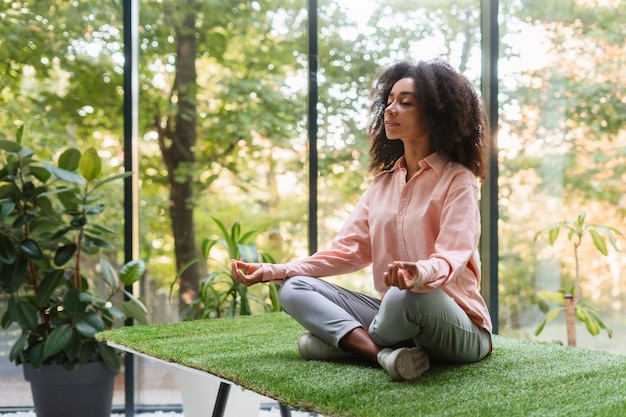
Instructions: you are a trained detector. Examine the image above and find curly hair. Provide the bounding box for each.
[367,59,489,180]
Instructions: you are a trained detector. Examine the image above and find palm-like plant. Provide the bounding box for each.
[173,217,280,319]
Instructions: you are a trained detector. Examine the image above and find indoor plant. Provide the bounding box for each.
[0,126,147,417]
[174,216,281,320]
[171,217,281,417]
[533,212,621,346]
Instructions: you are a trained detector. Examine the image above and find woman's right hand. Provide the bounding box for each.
[231,260,264,286]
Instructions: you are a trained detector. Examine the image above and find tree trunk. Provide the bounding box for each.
[160,4,203,314]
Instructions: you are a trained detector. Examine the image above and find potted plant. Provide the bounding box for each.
[533,212,621,346]
[0,126,147,417]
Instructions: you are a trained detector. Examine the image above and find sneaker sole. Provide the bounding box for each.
[394,347,430,380]
[298,333,352,361]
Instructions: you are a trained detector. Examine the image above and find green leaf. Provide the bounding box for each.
[15,299,38,331]
[0,308,12,329]
[238,242,259,263]
[268,283,281,312]
[588,309,614,338]
[575,306,589,322]
[62,289,87,318]
[8,333,27,363]
[200,237,218,257]
[582,313,600,336]
[12,214,36,229]
[19,239,43,260]
[83,234,114,249]
[78,291,106,305]
[43,324,73,357]
[121,295,147,325]
[79,148,102,181]
[0,201,16,219]
[91,171,132,191]
[544,307,562,323]
[15,125,24,145]
[44,162,85,185]
[588,229,608,256]
[104,306,125,321]
[75,314,105,337]
[100,258,119,290]
[0,258,28,293]
[99,342,120,372]
[0,139,23,153]
[64,331,82,361]
[0,234,16,264]
[36,270,65,307]
[54,243,77,266]
[58,148,81,172]
[29,165,51,183]
[85,203,105,215]
[28,342,45,369]
[548,227,560,245]
[119,259,146,286]
[537,290,565,305]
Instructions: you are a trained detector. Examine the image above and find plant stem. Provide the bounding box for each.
[573,240,581,305]
[565,294,576,346]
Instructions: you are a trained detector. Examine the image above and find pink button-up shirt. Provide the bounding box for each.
[263,152,492,333]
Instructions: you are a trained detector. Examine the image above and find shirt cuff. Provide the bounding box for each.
[260,263,288,283]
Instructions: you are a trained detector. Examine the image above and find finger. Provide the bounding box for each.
[388,264,397,287]
[397,269,414,290]
[388,263,400,287]
[231,262,238,280]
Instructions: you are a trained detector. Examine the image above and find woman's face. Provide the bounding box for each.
[384,77,428,142]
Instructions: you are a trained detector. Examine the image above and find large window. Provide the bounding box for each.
[1,0,624,413]
[497,1,626,352]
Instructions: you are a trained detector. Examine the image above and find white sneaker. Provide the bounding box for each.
[377,346,430,381]
[298,332,353,361]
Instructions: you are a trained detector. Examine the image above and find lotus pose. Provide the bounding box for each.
[232,59,493,381]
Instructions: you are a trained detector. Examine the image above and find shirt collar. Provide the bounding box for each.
[389,152,449,175]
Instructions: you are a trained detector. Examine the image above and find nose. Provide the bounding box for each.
[385,103,398,116]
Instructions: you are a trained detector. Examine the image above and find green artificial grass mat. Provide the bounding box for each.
[97,312,626,417]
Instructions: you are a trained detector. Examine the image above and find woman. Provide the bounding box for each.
[231,59,492,381]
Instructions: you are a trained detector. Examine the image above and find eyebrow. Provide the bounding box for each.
[387,91,417,99]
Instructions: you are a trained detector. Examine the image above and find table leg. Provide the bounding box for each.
[278,402,292,417]
[211,381,231,417]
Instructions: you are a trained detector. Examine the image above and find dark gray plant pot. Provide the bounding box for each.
[23,361,118,417]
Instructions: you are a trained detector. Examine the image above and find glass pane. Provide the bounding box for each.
[312,0,484,294]
[135,0,310,408]
[498,1,625,353]
[0,0,129,408]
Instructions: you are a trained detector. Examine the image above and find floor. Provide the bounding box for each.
[2,407,318,416]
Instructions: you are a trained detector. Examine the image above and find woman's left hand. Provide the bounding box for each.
[383,261,426,290]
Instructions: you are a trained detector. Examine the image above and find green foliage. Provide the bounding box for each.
[534,213,622,256]
[534,289,613,339]
[172,217,281,320]
[0,127,147,371]
[533,213,621,343]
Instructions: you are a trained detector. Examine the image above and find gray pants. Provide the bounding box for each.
[278,276,491,363]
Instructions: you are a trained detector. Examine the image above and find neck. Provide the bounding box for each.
[403,142,433,180]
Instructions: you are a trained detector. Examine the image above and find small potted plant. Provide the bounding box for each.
[0,126,147,417]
